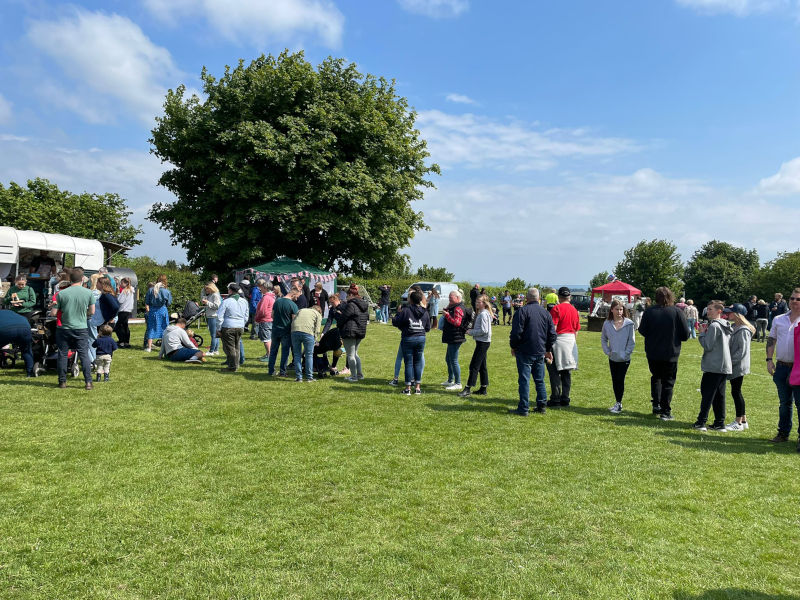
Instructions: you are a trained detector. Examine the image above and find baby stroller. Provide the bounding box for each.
[155,301,204,348]
[312,328,344,379]
[38,319,81,377]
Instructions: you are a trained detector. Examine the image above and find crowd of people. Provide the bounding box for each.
[3,269,800,452]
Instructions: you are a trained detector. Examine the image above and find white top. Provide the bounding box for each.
[768,312,800,362]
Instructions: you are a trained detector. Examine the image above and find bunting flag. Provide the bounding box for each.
[235,269,337,283]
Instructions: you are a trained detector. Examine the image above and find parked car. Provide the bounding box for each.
[570,293,591,311]
[399,281,461,314]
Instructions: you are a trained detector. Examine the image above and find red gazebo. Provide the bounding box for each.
[591,280,642,308]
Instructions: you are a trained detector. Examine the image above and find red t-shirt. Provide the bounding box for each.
[550,302,580,334]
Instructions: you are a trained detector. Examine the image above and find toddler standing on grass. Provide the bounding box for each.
[93,324,118,382]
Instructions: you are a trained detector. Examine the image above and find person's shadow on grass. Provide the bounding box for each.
[426,402,511,414]
[674,588,799,599]
[655,428,788,455]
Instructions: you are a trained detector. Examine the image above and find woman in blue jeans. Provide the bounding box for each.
[392,290,431,394]
[441,290,467,391]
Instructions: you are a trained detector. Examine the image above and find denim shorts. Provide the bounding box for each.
[256,321,273,342]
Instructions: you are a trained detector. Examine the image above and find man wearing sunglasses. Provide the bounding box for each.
[766,287,800,449]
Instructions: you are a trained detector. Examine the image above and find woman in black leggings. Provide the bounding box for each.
[602,300,636,414]
[725,306,754,431]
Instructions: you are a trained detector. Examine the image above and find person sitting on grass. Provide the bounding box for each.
[160,318,206,363]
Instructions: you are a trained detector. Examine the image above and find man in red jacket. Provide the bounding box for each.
[547,287,581,407]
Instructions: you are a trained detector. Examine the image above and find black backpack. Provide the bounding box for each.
[460,305,475,333]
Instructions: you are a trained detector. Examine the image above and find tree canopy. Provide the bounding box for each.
[614,239,684,298]
[0,178,142,248]
[149,51,439,274]
[589,271,610,290]
[416,264,454,281]
[753,250,800,299]
[683,240,759,305]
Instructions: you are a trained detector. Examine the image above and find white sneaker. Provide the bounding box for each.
[144,347,152,352]
[609,402,622,414]
[441,380,454,386]
[344,376,358,382]
[742,421,749,430]
[445,383,463,391]
[357,374,365,380]
[204,351,215,356]
[726,421,745,432]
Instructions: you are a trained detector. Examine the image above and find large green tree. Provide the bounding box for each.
[614,239,684,298]
[149,51,439,274]
[752,250,800,299]
[683,240,759,306]
[0,178,142,248]
[416,264,454,281]
[589,271,609,290]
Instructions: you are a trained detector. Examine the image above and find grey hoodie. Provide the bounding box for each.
[601,318,635,362]
[698,318,733,374]
[728,324,752,379]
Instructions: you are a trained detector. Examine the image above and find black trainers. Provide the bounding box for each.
[533,404,546,414]
[771,433,789,443]
[652,404,662,414]
[457,388,471,398]
[402,388,412,395]
[693,423,708,432]
[474,386,488,396]
[659,413,674,421]
[508,408,529,417]
[708,423,728,432]
[546,399,561,408]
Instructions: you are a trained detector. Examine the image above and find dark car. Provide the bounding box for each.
[570,294,590,311]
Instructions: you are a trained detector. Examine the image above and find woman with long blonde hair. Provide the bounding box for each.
[458,294,493,398]
[725,305,755,431]
[201,282,221,355]
[144,274,172,352]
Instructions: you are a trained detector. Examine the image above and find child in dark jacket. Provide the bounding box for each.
[93,324,119,382]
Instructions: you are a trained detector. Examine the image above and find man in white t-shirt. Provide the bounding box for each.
[766,286,800,447]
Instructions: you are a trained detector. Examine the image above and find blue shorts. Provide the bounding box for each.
[256,321,272,342]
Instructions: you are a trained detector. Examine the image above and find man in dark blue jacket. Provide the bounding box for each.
[509,288,557,415]
[0,309,35,377]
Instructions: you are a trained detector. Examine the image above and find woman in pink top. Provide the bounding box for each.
[255,281,276,361]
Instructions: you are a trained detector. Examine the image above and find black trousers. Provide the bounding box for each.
[466,341,490,388]
[546,360,572,403]
[115,311,131,345]
[647,358,678,414]
[609,360,630,403]
[697,372,727,427]
[729,375,745,418]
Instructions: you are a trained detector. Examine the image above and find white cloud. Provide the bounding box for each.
[0,94,11,124]
[675,0,791,16]
[143,0,344,47]
[416,110,639,171]
[445,93,476,105]
[27,10,184,125]
[398,0,469,18]
[406,169,800,283]
[757,157,800,194]
[0,135,185,262]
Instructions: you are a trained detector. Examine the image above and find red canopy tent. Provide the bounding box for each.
[591,280,642,307]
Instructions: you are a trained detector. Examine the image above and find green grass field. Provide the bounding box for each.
[2,319,799,599]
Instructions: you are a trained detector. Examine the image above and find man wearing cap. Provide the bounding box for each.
[766,287,800,448]
[547,287,581,407]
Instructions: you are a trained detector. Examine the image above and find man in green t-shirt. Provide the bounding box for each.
[52,268,95,390]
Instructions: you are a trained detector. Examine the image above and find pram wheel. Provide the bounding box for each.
[192,334,204,348]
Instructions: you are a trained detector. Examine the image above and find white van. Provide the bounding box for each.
[399,281,461,314]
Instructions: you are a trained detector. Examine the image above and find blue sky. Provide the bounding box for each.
[2,0,800,284]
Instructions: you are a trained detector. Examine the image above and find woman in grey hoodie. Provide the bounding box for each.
[694,300,733,432]
[601,300,636,414]
[725,305,754,431]
[459,294,493,398]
